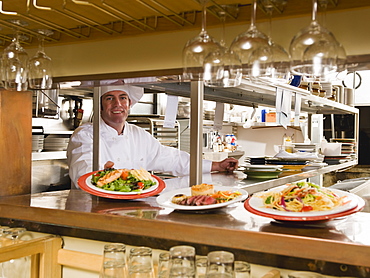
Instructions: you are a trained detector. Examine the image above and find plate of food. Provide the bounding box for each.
[244,181,363,221]
[78,168,165,199]
[156,183,248,211]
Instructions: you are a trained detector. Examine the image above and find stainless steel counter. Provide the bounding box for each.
[0,171,369,277]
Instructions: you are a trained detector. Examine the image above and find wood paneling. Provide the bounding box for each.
[0,89,32,196]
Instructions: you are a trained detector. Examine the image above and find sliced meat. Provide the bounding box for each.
[186,196,198,205]
[195,195,208,206]
[201,196,217,205]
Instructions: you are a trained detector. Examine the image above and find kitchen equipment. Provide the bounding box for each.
[32,88,59,118]
[32,126,44,152]
[322,142,342,156]
[127,116,180,149]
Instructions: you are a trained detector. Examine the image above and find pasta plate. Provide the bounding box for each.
[248,185,359,217]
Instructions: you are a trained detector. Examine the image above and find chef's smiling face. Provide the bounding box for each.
[101,90,132,126]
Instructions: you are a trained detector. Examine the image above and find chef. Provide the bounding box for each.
[67,82,238,188]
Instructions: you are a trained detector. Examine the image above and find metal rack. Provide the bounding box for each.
[127,115,180,149]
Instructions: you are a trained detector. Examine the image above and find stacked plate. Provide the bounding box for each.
[32,126,44,152]
[265,158,308,177]
[44,134,70,151]
[243,164,283,179]
[293,143,317,153]
[265,158,308,165]
[330,138,356,157]
[324,155,349,165]
[279,165,307,177]
[302,162,327,171]
[32,135,44,152]
[244,156,266,165]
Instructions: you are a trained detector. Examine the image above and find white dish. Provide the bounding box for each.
[85,174,159,195]
[156,186,248,211]
[242,165,283,172]
[249,185,358,217]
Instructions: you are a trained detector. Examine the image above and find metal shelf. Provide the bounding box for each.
[32,151,67,161]
[138,79,359,115]
[237,160,358,194]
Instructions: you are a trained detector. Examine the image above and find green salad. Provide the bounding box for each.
[91,168,156,192]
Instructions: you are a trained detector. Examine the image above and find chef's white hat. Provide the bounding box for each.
[99,80,144,107]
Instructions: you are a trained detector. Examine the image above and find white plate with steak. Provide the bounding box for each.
[156,186,248,211]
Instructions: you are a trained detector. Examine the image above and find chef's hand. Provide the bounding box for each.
[211,158,239,173]
[104,161,115,169]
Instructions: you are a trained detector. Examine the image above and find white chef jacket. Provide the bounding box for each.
[67,120,212,188]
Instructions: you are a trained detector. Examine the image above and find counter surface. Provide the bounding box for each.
[0,172,370,273]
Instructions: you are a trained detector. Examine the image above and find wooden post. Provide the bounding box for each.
[0,89,32,196]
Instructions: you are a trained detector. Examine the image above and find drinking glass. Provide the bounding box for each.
[3,227,26,243]
[230,0,270,78]
[100,243,128,278]
[168,245,196,278]
[205,251,234,278]
[289,0,343,81]
[0,226,10,246]
[196,256,208,278]
[2,227,29,278]
[234,261,251,278]
[158,251,170,278]
[2,30,29,91]
[248,1,291,84]
[128,247,155,278]
[182,0,222,81]
[203,8,242,88]
[28,29,53,90]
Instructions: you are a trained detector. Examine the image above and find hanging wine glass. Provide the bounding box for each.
[28,29,53,90]
[203,7,242,87]
[2,30,29,91]
[249,0,291,84]
[317,0,347,81]
[230,0,270,78]
[182,0,222,81]
[289,0,342,82]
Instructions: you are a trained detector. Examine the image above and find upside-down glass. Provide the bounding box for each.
[196,256,208,278]
[158,252,170,278]
[234,261,251,278]
[230,0,270,78]
[203,9,242,88]
[128,247,155,278]
[2,227,29,278]
[205,251,234,278]
[248,1,291,84]
[100,243,128,278]
[183,0,222,81]
[2,31,29,91]
[168,245,196,278]
[28,30,53,90]
[289,0,344,82]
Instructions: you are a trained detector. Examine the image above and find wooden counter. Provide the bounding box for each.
[0,173,369,277]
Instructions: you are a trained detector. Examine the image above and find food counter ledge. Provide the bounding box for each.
[0,172,369,277]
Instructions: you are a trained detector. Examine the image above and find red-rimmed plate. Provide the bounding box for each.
[78,170,166,199]
[244,189,365,221]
